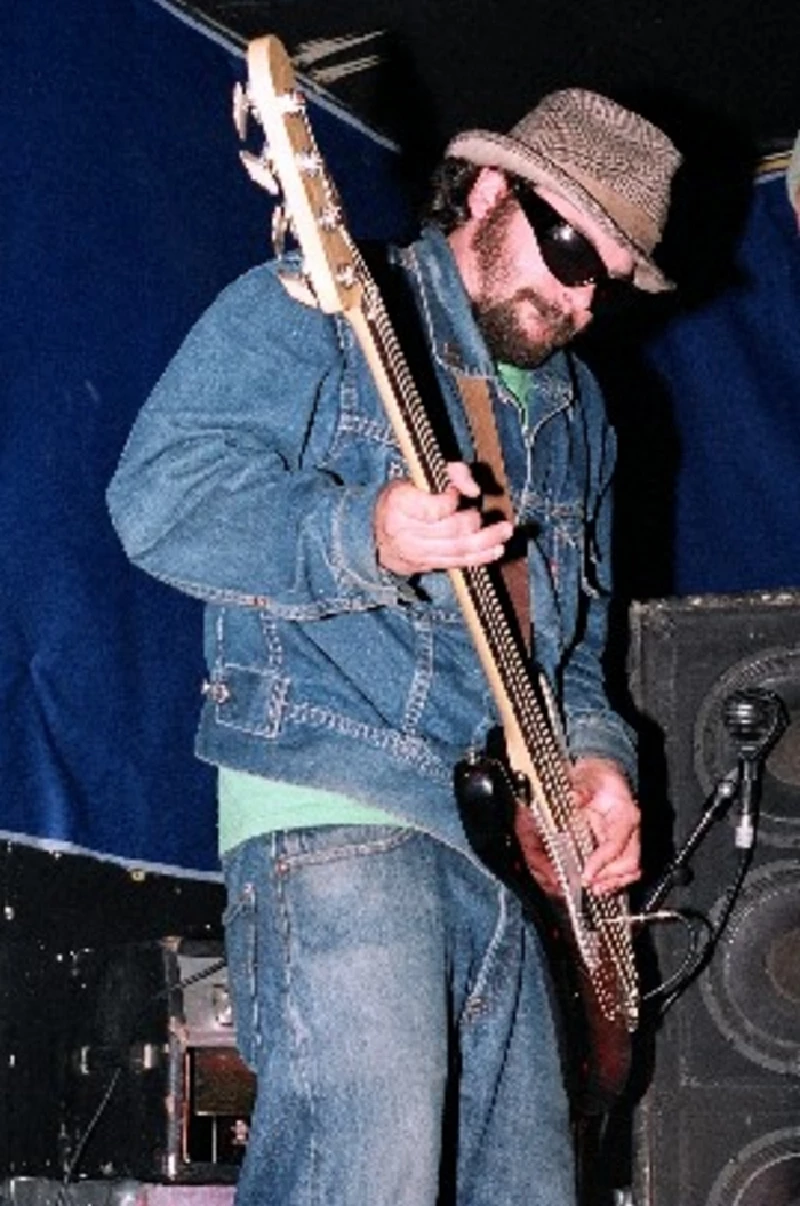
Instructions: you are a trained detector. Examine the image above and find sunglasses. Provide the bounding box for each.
[512,181,613,291]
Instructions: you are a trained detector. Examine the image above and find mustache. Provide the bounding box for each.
[514,288,577,336]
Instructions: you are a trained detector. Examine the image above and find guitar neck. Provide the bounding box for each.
[347,266,574,832]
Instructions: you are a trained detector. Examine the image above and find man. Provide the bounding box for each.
[108,87,680,1206]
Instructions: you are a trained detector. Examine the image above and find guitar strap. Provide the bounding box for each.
[454,373,531,654]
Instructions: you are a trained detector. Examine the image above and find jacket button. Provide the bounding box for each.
[201,678,231,705]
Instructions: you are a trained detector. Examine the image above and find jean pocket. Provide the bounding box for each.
[276,824,414,869]
[222,880,259,1069]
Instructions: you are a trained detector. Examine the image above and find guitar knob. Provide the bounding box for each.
[454,758,496,809]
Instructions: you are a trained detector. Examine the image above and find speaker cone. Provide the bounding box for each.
[708,1126,800,1206]
[700,861,800,1074]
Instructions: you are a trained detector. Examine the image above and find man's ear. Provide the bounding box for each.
[466,167,510,219]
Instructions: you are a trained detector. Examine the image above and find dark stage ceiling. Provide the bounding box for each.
[179,0,798,164]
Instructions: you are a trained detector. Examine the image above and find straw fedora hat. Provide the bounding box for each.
[446,88,681,292]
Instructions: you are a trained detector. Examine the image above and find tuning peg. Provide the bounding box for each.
[239,150,280,195]
[232,81,252,140]
[271,205,291,258]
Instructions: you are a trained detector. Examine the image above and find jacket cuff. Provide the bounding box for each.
[566,713,638,791]
[333,484,417,605]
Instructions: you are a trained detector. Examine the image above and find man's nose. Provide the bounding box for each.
[565,283,596,326]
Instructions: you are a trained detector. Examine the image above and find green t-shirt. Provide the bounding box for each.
[497,361,529,412]
[218,768,395,855]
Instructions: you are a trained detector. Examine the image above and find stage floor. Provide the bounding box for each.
[2,1183,236,1206]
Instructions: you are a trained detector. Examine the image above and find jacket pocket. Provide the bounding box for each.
[208,664,290,739]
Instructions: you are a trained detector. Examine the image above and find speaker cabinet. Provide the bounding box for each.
[61,938,255,1182]
[628,591,800,1206]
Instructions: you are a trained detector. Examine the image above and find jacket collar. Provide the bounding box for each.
[395,226,577,416]
[395,227,492,378]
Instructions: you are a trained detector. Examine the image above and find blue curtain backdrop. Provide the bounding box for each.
[643,165,800,596]
[3,0,800,875]
[2,0,410,875]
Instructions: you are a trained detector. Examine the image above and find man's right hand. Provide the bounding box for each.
[374,462,513,577]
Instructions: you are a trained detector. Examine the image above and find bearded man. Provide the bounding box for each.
[108,87,680,1206]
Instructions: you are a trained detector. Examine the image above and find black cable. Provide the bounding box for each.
[652,845,753,1018]
[632,838,754,1023]
[637,908,713,1007]
[58,1072,123,1196]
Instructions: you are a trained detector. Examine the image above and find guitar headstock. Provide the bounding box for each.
[233,36,362,315]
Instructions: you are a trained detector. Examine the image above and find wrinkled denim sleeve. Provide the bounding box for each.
[560,363,637,786]
[107,264,403,614]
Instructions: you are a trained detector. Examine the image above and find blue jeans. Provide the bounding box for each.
[222,826,576,1206]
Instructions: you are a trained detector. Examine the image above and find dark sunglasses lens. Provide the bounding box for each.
[539,226,607,288]
[515,186,607,287]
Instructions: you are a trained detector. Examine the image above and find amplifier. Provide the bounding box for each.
[61,937,255,1183]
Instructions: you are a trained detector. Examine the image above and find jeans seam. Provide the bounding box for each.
[275,854,319,1204]
[221,877,260,1065]
[402,612,434,733]
[462,882,508,1024]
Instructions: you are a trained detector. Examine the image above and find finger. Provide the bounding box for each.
[587,871,639,897]
[410,516,513,560]
[446,461,481,498]
[388,480,463,523]
[586,852,641,892]
[582,790,639,845]
[583,846,640,892]
[582,834,640,890]
[409,540,509,572]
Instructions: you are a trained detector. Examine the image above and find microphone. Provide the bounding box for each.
[722,688,786,849]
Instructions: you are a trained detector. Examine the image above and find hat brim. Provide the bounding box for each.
[447,129,675,293]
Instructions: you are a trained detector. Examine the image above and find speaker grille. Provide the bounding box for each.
[694,646,800,848]
[707,1127,800,1206]
[700,861,800,1074]
[628,592,800,1206]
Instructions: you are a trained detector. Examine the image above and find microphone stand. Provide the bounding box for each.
[637,688,786,1017]
[640,773,738,916]
[641,687,786,916]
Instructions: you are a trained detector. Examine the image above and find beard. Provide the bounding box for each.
[470,195,579,368]
[476,296,576,367]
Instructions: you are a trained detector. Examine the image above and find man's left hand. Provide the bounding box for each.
[571,757,640,896]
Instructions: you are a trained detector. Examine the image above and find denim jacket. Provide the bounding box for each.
[107,227,636,859]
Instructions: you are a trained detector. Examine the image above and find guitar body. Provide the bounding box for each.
[548,908,633,1112]
[235,33,640,1111]
[454,753,631,1113]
